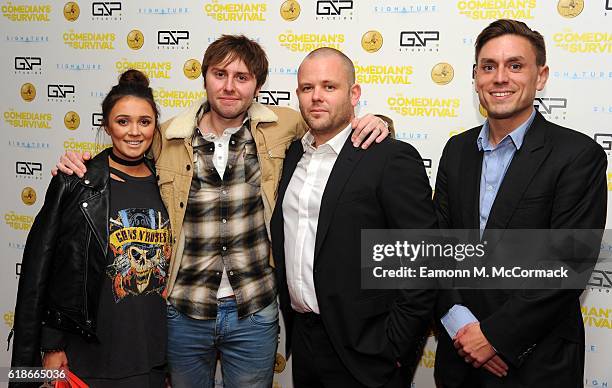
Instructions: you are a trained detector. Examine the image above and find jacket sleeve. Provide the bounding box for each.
[481,141,607,367]
[11,174,70,367]
[432,138,465,319]
[379,141,438,364]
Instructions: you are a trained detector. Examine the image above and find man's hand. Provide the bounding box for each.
[350,114,389,149]
[42,350,68,369]
[453,322,497,368]
[51,151,91,177]
[482,355,508,378]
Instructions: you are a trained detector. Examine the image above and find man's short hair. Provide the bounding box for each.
[301,47,356,85]
[202,34,269,88]
[475,19,546,66]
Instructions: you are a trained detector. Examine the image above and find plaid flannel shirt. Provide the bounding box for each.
[168,121,276,319]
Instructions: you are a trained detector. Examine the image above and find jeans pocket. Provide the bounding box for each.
[248,300,279,326]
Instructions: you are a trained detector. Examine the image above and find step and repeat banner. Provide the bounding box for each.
[1,1,611,387]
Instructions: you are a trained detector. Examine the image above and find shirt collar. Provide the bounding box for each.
[301,123,352,154]
[477,108,536,152]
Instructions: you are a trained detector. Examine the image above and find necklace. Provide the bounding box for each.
[109,149,144,166]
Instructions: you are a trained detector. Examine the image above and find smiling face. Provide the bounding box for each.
[475,34,549,130]
[296,54,360,142]
[105,96,156,161]
[204,56,259,126]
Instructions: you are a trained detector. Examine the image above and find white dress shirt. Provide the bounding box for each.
[282,124,352,313]
[199,123,243,299]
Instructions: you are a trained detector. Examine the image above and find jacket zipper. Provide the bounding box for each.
[83,231,90,324]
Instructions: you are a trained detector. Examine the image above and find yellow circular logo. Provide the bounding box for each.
[431,63,454,85]
[361,30,383,53]
[64,111,80,130]
[478,104,488,118]
[280,0,300,21]
[63,2,80,21]
[20,83,36,102]
[183,59,202,80]
[274,353,286,373]
[127,30,144,50]
[557,0,584,18]
[21,187,37,206]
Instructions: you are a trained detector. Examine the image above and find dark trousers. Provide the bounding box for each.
[292,311,410,388]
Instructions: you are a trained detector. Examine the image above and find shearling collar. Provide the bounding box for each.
[164,97,279,140]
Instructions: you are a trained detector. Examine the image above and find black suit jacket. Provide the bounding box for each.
[433,112,607,387]
[271,135,437,387]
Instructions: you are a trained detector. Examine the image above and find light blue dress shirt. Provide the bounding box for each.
[441,108,536,338]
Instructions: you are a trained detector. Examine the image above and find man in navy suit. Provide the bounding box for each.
[433,19,607,388]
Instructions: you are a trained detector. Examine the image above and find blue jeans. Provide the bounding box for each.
[167,298,279,388]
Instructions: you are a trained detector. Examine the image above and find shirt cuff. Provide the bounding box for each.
[441,304,478,338]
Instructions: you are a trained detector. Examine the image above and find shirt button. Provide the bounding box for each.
[216,272,221,276]
[82,202,88,208]
[231,140,236,145]
[222,246,227,251]
[222,190,227,195]
[229,271,234,276]
[179,202,184,208]
[217,143,222,148]
[222,219,227,223]
[186,164,191,171]
[84,179,90,185]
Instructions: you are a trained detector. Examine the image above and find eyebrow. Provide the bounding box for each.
[479,55,526,63]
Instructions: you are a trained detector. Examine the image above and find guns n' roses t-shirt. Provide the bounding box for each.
[65,167,171,379]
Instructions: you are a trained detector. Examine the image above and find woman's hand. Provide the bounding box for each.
[42,351,68,369]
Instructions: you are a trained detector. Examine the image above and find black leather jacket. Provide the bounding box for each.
[11,149,155,367]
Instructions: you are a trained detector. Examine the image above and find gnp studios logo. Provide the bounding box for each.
[47,84,76,102]
[91,1,122,20]
[316,0,353,20]
[399,31,440,53]
[14,56,42,75]
[157,30,190,50]
[594,133,612,156]
[256,90,292,106]
[16,161,42,179]
[533,97,567,120]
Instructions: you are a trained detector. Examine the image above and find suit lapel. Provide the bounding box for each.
[485,113,551,233]
[314,137,366,263]
[459,130,483,230]
[276,140,304,212]
[270,139,304,261]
